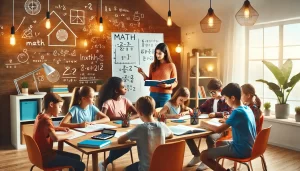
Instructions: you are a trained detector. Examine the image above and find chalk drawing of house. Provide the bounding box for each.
[47,11,78,47]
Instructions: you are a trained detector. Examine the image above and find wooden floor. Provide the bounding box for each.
[1,139,300,171]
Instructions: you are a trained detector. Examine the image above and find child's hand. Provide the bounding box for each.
[80,122,88,128]
[87,122,95,125]
[179,112,186,117]
[219,119,226,123]
[60,127,70,132]
[174,114,181,119]
[209,113,215,118]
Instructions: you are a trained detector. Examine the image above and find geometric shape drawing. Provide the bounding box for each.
[22,26,33,39]
[47,11,78,47]
[47,70,60,83]
[17,49,29,63]
[24,0,41,15]
[70,9,85,25]
[56,29,68,42]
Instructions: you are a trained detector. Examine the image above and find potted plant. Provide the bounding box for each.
[96,80,103,92]
[256,59,300,119]
[295,107,300,122]
[21,81,29,95]
[263,102,271,116]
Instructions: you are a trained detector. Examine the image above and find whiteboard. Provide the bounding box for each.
[112,32,164,102]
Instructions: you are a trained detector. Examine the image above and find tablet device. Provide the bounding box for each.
[91,129,117,140]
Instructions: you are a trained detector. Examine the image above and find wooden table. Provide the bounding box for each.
[59,119,213,171]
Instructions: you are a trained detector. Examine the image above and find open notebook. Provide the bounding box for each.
[169,125,206,136]
[74,124,116,133]
[55,130,86,140]
[206,118,222,126]
[168,114,209,121]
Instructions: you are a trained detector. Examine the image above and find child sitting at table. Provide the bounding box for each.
[33,93,85,171]
[159,87,192,119]
[60,86,110,128]
[99,96,173,171]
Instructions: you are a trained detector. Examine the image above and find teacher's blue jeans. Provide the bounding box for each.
[150,92,171,108]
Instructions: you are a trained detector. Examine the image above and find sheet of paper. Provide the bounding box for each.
[198,114,209,119]
[207,118,222,126]
[130,118,144,125]
[114,129,132,138]
[74,124,117,133]
[168,115,190,121]
[56,130,86,140]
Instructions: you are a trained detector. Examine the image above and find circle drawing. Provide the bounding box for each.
[47,70,60,83]
[24,0,41,15]
[56,29,68,42]
[17,49,29,63]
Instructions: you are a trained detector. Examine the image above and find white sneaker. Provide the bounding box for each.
[187,156,201,167]
[98,161,107,171]
[196,162,209,171]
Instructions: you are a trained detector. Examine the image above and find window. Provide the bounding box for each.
[247,22,300,116]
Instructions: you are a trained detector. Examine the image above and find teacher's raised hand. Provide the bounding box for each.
[136,67,147,79]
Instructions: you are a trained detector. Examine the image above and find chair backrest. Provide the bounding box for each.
[251,126,271,159]
[23,133,44,169]
[257,114,264,134]
[149,140,185,171]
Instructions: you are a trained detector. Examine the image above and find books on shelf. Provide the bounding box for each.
[77,139,111,148]
[74,124,117,133]
[55,130,86,140]
[51,85,69,93]
[169,125,206,136]
[144,78,176,87]
[197,86,207,98]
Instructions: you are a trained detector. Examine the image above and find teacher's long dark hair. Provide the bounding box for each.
[152,43,173,72]
[98,77,123,109]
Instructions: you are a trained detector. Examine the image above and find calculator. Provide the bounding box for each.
[91,129,117,140]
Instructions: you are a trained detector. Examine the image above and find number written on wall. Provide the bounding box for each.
[63,66,77,76]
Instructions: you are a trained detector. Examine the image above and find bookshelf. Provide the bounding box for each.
[187,52,220,107]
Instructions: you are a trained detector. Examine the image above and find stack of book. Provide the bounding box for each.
[50,85,69,93]
[197,86,207,98]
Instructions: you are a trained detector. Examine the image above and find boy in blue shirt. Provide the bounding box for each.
[199,83,256,171]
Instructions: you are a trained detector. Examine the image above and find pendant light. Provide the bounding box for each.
[10,0,16,46]
[45,0,51,29]
[99,0,104,32]
[83,39,88,47]
[235,0,259,26]
[167,0,172,26]
[200,0,221,33]
[175,44,182,53]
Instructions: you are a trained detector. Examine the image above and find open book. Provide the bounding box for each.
[55,130,86,140]
[169,125,206,136]
[144,78,176,87]
[74,124,116,133]
[168,114,209,121]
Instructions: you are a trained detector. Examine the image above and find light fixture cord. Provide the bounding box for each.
[169,0,170,11]
[13,0,14,26]
[101,0,102,17]
[48,0,49,11]
[210,0,211,8]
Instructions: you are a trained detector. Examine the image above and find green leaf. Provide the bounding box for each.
[273,90,284,97]
[283,81,289,89]
[267,82,280,91]
[281,59,293,83]
[262,60,285,85]
[288,72,300,88]
[256,79,268,84]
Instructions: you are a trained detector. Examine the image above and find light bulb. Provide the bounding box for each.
[45,19,51,29]
[207,65,214,72]
[99,23,103,32]
[244,8,250,19]
[167,16,172,26]
[208,17,214,27]
[10,34,16,46]
[175,44,182,53]
[83,39,88,47]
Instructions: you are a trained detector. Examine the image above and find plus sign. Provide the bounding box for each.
[29,2,37,10]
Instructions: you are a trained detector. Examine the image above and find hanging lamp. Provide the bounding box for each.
[235,0,259,26]
[167,0,172,26]
[10,0,16,46]
[45,0,51,29]
[175,44,182,53]
[99,0,103,32]
[200,0,221,33]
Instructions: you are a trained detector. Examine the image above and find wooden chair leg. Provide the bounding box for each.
[233,162,237,171]
[197,138,202,149]
[104,151,106,160]
[130,149,134,164]
[221,158,225,166]
[81,153,84,161]
[86,154,89,171]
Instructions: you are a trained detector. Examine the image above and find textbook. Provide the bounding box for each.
[169,125,206,136]
[74,124,116,133]
[144,78,176,87]
[55,130,86,140]
[77,139,111,148]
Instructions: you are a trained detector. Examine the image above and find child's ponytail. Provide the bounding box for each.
[69,87,81,109]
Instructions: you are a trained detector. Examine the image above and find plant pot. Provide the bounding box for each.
[21,88,28,95]
[296,114,300,122]
[264,109,271,116]
[96,85,102,92]
[275,104,290,119]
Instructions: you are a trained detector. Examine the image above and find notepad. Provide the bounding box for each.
[55,130,86,140]
[144,78,176,87]
[206,118,222,126]
[74,124,116,133]
[169,125,206,136]
[77,139,111,148]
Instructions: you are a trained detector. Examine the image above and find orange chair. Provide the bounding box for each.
[256,114,264,134]
[217,126,271,171]
[23,133,74,171]
[149,141,185,171]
